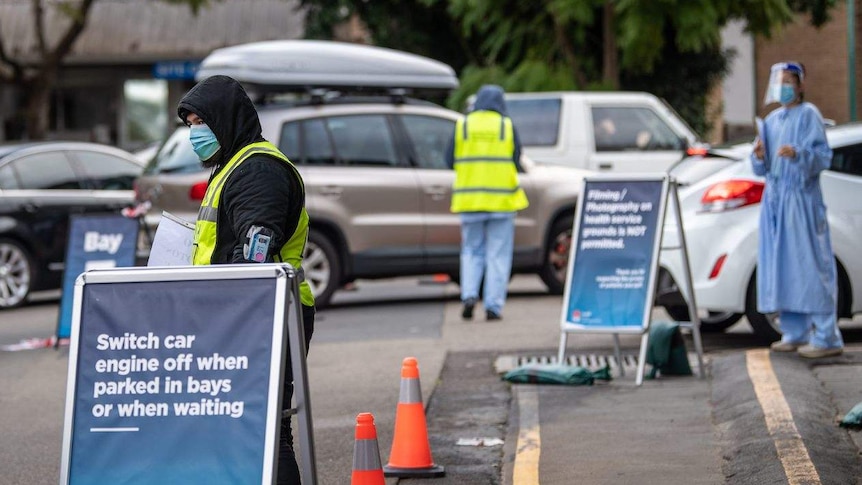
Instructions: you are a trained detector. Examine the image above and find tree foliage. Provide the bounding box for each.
[300,0,478,74]
[303,0,838,135]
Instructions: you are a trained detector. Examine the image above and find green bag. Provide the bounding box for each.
[839,401,862,430]
[645,321,693,379]
[502,363,612,386]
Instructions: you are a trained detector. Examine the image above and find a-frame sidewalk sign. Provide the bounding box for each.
[59,264,316,484]
[557,173,704,386]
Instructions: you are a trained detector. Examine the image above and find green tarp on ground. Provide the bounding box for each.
[503,321,692,385]
[646,321,693,379]
[840,401,862,430]
[502,364,612,386]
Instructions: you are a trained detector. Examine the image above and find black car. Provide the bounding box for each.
[0,142,143,309]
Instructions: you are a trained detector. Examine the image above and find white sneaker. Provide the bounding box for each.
[797,344,843,359]
[770,340,803,352]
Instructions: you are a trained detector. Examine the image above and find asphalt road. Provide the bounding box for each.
[2,277,860,484]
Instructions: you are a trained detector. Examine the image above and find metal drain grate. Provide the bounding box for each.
[494,352,706,376]
[494,353,639,374]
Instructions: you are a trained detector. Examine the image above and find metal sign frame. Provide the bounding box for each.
[557,174,704,386]
[59,264,316,484]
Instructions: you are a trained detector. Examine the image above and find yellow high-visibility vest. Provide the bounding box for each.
[192,141,314,307]
[451,110,529,213]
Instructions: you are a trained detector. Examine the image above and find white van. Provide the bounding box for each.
[503,91,699,173]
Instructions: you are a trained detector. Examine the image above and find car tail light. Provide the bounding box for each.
[686,145,709,156]
[708,254,727,279]
[700,179,764,212]
[189,182,208,201]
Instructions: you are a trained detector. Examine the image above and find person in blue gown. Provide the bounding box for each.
[751,61,844,358]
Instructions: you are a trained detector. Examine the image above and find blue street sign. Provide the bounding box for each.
[63,272,283,484]
[562,178,666,330]
[153,60,201,80]
[57,215,139,339]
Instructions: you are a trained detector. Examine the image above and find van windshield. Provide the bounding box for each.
[506,98,561,147]
[144,127,204,175]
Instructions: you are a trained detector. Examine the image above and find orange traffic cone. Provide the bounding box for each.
[383,357,445,478]
[352,413,385,485]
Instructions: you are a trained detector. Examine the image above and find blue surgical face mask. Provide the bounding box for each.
[189,124,220,162]
[779,83,796,105]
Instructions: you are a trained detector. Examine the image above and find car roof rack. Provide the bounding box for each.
[248,85,432,107]
[195,40,459,99]
[254,92,442,112]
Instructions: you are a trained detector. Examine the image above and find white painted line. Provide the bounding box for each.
[89,427,140,432]
[746,349,821,485]
[513,386,540,485]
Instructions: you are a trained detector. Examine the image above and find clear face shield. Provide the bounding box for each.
[763,62,804,105]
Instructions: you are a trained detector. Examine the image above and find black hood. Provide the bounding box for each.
[177,75,263,166]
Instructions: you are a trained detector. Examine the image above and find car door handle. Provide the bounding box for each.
[424,186,449,201]
[319,186,343,197]
[598,163,613,171]
[21,203,38,213]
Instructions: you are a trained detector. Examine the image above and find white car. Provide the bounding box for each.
[658,123,862,341]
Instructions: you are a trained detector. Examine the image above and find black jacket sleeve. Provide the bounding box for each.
[512,127,524,172]
[221,154,301,263]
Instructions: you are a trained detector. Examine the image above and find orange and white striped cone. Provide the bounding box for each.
[383,357,445,478]
[351,413,385,485]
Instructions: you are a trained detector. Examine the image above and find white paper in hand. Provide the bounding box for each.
[755,116,768,156]
[147,211,196,266]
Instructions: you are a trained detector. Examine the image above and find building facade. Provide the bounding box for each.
[0,0,305,150]
[755,0,859,124]
[724,1,860,142]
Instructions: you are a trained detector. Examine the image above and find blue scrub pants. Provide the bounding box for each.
[459,212,515,315]
[779,310,844,349]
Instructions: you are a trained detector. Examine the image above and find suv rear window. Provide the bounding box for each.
[506,98,561,147]
[144,127,202,175]
[280,115,400,167]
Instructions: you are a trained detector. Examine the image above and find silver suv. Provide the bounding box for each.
[134,98,590,307]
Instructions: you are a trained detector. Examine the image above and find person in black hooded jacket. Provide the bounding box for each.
[178,75,314,484]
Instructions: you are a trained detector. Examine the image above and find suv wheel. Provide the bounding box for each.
[304,230,340,308]
[745,277,780,343]
[0,238,34,309]
[539,218,572,294]
[745,269,848,343]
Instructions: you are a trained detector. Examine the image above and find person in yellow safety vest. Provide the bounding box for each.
[178,75,314,485]
[446,85,529,321]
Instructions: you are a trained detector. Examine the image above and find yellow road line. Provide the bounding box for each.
[513,386,540,485]
[746,349,821,485]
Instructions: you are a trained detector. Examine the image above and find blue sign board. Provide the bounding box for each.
[57,215,139,339]
[62,272,284,484]
[561,177,668,331]
[153,60,201,80]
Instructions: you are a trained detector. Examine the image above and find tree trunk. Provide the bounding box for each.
[24,75,53,140]
[551,13,588,88]
[602,1,619,89]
